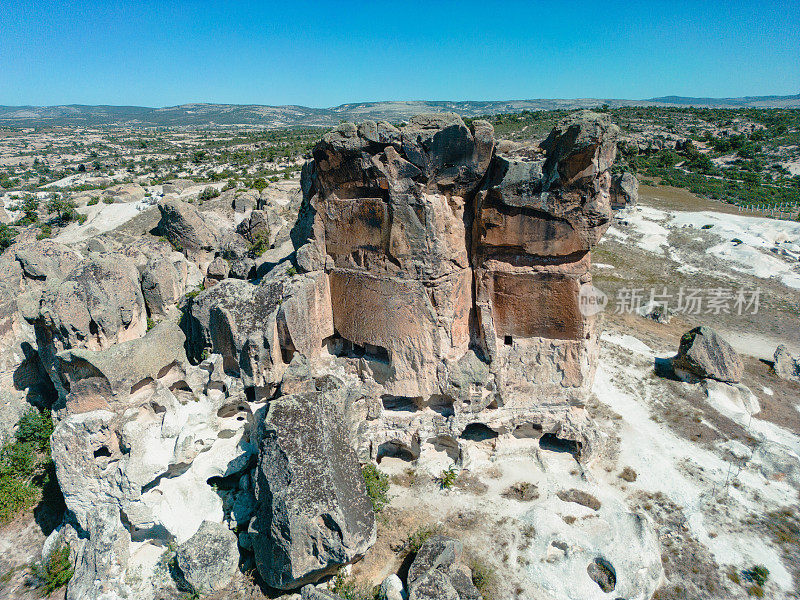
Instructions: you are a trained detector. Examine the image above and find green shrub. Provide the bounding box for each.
[102,197,114,204]
[437,466,459,489]
[31,543,73,595]
[252,177,268,192]
[285,266,297,277]
[147,317,156,331]
[361,464,389,512]
[0,223,17,252]
[403,525,441,555]
[15,409,54,452]
[12,196,39,226]
[199,186,220,201]
[330,568,380,600]
[248,233,269,258]
[469,557,498,600]
[742,565,769,587]
[36,224,52,240]
[0,410,55,524]
[46,195,79,224]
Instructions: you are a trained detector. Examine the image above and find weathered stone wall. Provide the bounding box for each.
[296,110,618,406]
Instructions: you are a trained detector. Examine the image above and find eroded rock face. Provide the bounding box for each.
[27,112,620,598]
[250,392,376,590]
[293,111,617,461]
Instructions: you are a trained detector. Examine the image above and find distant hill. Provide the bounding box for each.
[1,94,798,128]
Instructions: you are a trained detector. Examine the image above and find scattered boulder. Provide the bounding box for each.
[157,199,219,251]
[236,209,271,245]
[774,345,800,382]
[610,171,639,209]
[250,392,376,589]
[301,585,345,600]
[407,535,482,600]
[176,520,239,593]
[638,300,671,324]
[205,255,230,287]
[673,326,744,383]
[141,254,187,316]
[381,574,405,600]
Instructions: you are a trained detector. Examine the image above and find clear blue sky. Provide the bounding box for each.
[1,0,798,107]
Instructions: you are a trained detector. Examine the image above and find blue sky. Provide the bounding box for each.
[1,0,798,107]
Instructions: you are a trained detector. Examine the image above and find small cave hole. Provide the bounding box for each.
[460,423,498,442]
[539,433,582,458]
[169,380,191,393]
[587,557,616,593]
[93,446,112,459]
[428,395,455,417]
[504,335,513,346]
[130,377,154,396]
[156,360,178,380]
[381,395,420,412]
[377,441,416,463]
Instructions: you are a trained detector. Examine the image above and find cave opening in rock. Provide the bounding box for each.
[539,433,582,458]
[376,441,416,463]
[381,395,419,412]
[460,423,498,442]
[504,335,513,346]
[93,446,112,459]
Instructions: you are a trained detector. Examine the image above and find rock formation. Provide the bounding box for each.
[289,110,618,463]
[673,326,744,383]
[250,392,376,589]
[0,111,621,599]
[773,344,800,382]
[610,171,639,209]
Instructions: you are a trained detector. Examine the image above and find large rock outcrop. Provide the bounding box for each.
[290,111,618,462]
[250,392,376,589]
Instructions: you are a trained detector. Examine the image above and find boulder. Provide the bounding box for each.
[407,535,482,600]
[610,171,639,209]
[301,585,346,600]
[176,520,239,593]
[774,345,800,382]
[187,271,332,394]
[381,574,405,600]
[30,255,148,401]
[102,183,145,204]
[205,256,230,286]
[157,199,219,251]
[56,321,188,411]
[250,392,376,589]
[141,255,187,316]
[673,326,744,383]
[236,209,271,245]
